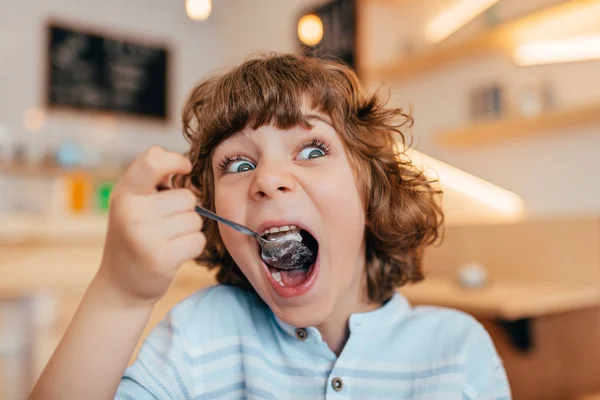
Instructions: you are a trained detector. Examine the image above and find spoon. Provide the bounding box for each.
[156,184,316,270]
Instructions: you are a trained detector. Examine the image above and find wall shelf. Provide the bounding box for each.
[437,102,600,147]
[0,213,108,245]
[0,162,123,179]
[360,0,600,82]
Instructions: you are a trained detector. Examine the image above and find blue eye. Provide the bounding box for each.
[227,160,255,173]
[298,147,326,160]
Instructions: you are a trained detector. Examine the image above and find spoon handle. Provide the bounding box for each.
[193,204,258,238]
[156,184,258,238]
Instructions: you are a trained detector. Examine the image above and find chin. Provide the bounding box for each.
[269,292,334,328]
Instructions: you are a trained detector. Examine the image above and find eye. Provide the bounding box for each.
[297,147,326,160]
[227,160,255,173]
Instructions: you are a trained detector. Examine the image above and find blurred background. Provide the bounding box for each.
[1,0,599,398]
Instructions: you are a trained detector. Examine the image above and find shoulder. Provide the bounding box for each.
[173,284,263,316]
[402,304,498,357]
[166,284,269,338]
[398,304,507,394]
[407,305,490,339]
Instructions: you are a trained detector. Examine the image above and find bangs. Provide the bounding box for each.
[185,55,355,158]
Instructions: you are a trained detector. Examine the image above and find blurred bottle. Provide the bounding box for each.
[95,181,113,213]
[66,171,90,213]
[56,140,89,214]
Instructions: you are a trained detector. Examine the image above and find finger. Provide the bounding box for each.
[152,188,198,217]
[122,147,192,195]
[162,212,203,240]
[170,232,206,265]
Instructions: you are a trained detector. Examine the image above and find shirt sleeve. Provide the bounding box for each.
[463,322,512,400]
[114,308,193,400]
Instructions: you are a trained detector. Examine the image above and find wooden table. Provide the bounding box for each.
[400,277,600,320]
[400,277,600,351]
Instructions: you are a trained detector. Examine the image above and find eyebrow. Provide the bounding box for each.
[303,113,334,128]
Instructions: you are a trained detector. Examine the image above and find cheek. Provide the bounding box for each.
[213,182,253,262]
[317,164,366,236]
[214,180,245,221]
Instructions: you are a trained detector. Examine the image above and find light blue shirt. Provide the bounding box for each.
[116,285,511,399]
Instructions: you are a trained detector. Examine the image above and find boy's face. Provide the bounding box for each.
[211,112,368,327]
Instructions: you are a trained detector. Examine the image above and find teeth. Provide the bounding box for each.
[263,228,301,241]
[262,225,299,236]
[271,271,284,286]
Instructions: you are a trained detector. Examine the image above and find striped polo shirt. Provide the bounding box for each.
[115,285,511,399]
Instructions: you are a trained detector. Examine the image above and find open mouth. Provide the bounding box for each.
[260,226,319,289]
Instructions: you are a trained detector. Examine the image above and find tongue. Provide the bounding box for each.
[280,268,310,287]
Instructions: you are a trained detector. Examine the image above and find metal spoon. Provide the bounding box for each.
[157,184,316,270]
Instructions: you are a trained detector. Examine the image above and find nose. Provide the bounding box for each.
[250,160,296,200]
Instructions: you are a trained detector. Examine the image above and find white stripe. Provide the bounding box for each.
[128,360,174,399]
[208,388,243,400]
[343,395,460,400]
[187,335,333,371]
[346,372,464,390]
[186,335,269,357]
[334,356,466,372]
[185,335,466,375]
[192,357,465,392]
[194,374,327,399]
[205,388,324,400]
[192,355,328,384]
[193,366,464,394]
[409,394,462,400]
[136,344,188,398]
[194,375,324,399]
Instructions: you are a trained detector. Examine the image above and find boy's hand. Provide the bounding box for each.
[98,146,205,307]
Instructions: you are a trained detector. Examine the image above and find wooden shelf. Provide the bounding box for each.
[360,0,600,82]
[400,277,600,320]
[437,102,600,147]
[0,162,123,179]
[0,163,73,177]
[0,214,108,245]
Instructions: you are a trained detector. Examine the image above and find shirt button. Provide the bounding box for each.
[295,328,308,341]
[332,377,343,392]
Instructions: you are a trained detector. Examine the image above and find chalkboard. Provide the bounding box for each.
[300,0,356,70]
[46,23,169,120]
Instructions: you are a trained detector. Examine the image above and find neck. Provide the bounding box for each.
[315,274,381,356]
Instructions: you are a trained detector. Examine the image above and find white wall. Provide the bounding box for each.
[360,0,600,218]
[212,0,316,66]
[0,0,221,158]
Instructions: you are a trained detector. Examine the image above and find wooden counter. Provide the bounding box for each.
[0,214,108,245]
[400,277,600,320]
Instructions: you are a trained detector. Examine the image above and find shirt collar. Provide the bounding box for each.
[272,291,411,339]
[348,291,410,332]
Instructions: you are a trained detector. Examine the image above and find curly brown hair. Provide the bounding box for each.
[176,52,443,303]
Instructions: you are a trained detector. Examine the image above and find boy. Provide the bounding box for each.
[31,53,511,399]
